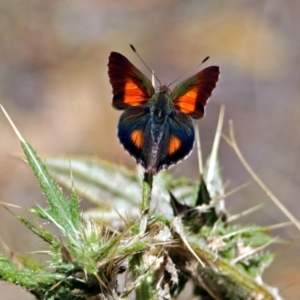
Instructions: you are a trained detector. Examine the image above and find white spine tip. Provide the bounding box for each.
[0,105,25,142]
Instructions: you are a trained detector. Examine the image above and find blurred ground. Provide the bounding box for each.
[0,0,299,299]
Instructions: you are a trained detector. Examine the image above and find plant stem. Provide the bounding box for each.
[140,172,153,234]
[222,120,300,233]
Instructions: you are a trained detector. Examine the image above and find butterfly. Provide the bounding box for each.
[108,51,219,174]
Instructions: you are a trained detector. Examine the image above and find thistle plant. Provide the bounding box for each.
[0,106,291,300]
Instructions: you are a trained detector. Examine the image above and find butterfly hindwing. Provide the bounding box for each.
[155,111,195,172]
[171,66,220,119]
[117,106,150,167]
[108,52,155,110]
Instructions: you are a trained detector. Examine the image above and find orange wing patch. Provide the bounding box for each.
[123,81,147,106]
[130,129,144,149]
[168,135,181,155]
[174,89,197,114]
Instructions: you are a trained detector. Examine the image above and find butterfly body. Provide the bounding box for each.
[108,52,219,174]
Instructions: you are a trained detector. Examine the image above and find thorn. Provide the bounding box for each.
[0,105,24,142]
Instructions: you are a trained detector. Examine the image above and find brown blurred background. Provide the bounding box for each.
[0,0,299,299]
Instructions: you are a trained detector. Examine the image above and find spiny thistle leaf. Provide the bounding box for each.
[43,155,197,223]
[170,177,219,232]
[187,241,276,299]
[16,215,59,246]
[21,141,81,238]
[204,152,225,200]
[194,177,219,227]
[0,253,64,289]
[43,155,141,207]
[195,176,211,206]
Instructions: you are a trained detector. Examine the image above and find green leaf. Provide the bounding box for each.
[17,215,59,246]
[21,141,81,238]
[0,253,64,290]
[195,177,218,227]
[43,155,196,222]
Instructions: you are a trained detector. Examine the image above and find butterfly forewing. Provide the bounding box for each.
[108,52,155,110]
[171,66,220,119]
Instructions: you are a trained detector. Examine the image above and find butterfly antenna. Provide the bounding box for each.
[168,56,210,88]
[130,44,162,86]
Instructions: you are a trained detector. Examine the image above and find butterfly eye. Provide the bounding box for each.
[158,85,171,93]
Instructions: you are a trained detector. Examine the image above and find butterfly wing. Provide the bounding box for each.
[171,66,220,119]
[154,111,195,173]
[117,106,151,168]
[108,52,155,110]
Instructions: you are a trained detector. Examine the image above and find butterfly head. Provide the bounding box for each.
[157,85,171,94]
